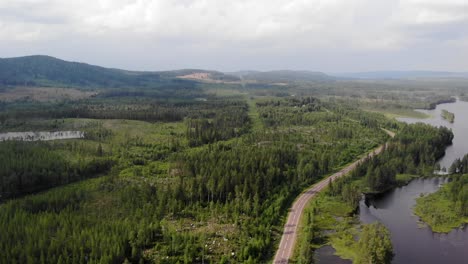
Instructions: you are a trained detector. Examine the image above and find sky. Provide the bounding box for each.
[0,0,468,72]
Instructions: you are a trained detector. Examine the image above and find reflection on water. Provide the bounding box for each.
[360,178,467,264]
[317,101,468,264]
[314,245,351,264]
[398,99,468,169]
[0,131,84,141]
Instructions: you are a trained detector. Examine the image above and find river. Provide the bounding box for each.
[0,131,84,141]
[316,99,468,264]
[398,99,468,169]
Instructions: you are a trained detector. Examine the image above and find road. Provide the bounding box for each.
[273,138,392,263]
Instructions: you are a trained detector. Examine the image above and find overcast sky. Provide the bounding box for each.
[0,0,467,72]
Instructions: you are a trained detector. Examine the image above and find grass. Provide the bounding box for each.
[246,97,264,132]
[414,185,468,233]
[329,228,359,261]
[292,192,359,263]
[396,174,418,185]
[364,107,430,119]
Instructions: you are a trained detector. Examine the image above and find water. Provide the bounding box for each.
[316,100,468,264]
[359,100,468,264]
[360,178,468,264]
[0,131,84,141]
[314,245,351,264]
[398,99,468,169]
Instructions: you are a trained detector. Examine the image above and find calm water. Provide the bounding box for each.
[0,131,84,141]
[360,178,468,264]
[314,245,351,264]
[398,99,468,169]
[316,100,468,264]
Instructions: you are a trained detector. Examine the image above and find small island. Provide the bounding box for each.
[414,156,468,233]
[441,109,455,123]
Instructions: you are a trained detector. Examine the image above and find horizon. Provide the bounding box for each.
[1,1,467,72]
[2,54,468,76]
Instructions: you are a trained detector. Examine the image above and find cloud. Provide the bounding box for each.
[396,0,468,25]
[0,0,466,71]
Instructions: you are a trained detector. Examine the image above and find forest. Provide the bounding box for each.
[0,141,112,200]
[326,123,453,200]
[1,56,465,263]
[0,56,236,89]
[293,123,454,263]
[0,90,396,263]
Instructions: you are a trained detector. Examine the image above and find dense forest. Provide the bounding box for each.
[324,123,453,207]
[0,141,112,200]
[294,123,454,263]
[185,100,250,146]
[1,56,465,263]
[0,93,395,263]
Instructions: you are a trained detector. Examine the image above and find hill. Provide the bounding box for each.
[334,71,468,80]
[0,55,238,88]
[230,70,334,83]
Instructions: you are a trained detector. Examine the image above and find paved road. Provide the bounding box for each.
[273,141,391,263]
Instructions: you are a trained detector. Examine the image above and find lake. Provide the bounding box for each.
[0,131,84,141]
[360,178,467,264]
[316,99,468,264]
[398,99,468,169]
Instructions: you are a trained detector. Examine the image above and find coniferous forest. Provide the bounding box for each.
[0,56,465,264]
[0,90,396,263]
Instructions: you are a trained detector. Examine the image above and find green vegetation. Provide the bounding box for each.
[0,56,464,263]
[294,193,357,263]
[294,123,453,263]
[366,107,428,119]
[354,124,453,194]
[395,174,419,185]
[441,109,455,123]
[294,193,393,264]
[0,55,238,88]
[355,223,393,264]
[232,70,333,83]
[0,141,112,200]
[449,154,468,174]
[414,161,468,232]
[0,91,393,263]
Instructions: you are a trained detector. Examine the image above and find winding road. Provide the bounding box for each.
[273,130,394,263]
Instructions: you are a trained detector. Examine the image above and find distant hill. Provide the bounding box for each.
[333,71,468,80]
[169,69,240,82]
[0,55,238,88]
[230,70,334,83]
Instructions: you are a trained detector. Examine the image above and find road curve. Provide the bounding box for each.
[273,142,390,264]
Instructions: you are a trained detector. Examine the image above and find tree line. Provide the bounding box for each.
[0,141,112,200]
[328,123,453,205]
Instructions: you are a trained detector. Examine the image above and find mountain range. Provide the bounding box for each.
[1,55,467,89]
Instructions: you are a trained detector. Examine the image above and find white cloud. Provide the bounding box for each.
[0,0,467,71]
[396,0,468,25]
